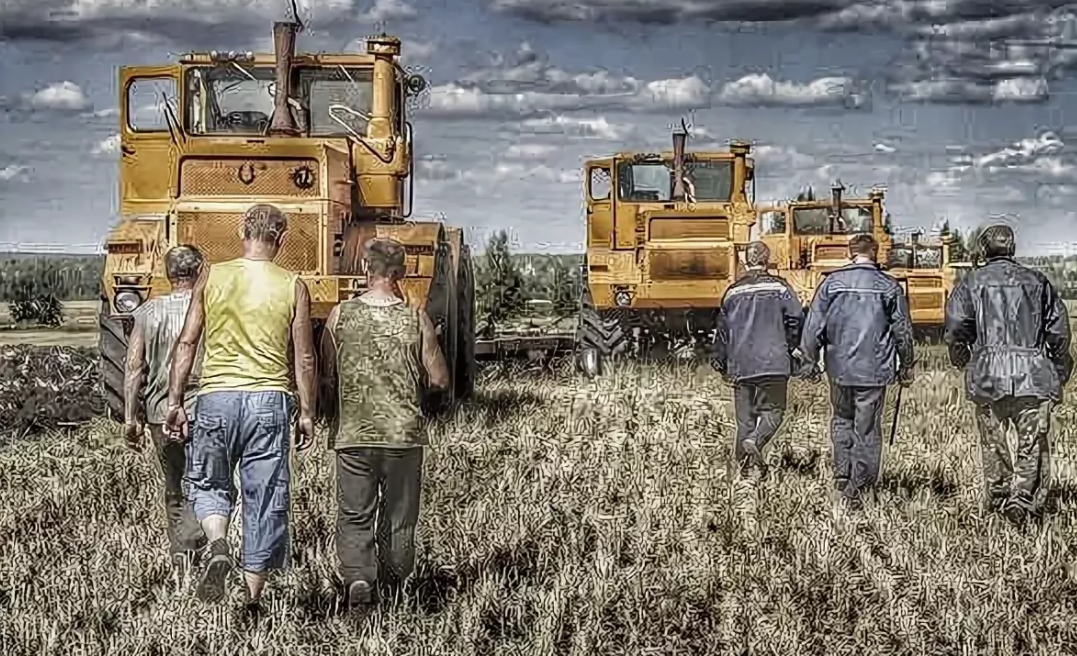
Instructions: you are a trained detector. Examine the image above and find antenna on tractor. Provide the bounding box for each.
[671,118,689,202]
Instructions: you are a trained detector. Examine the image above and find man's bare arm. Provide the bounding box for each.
[292,279,317,419]
[167,266,208,408]
[318,304,340,422]
[124,312,146,424]
[419,310,450,390]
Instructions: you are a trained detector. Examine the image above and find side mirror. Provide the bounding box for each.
[406,74,428,95]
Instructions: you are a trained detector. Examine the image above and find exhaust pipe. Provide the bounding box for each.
[268,21,301,136]
[671,122,687,201]
[829,181,844,233]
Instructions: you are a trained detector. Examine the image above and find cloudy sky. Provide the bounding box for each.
[4,0,1077,254]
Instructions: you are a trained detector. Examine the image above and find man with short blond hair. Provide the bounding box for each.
[124,245,207,572]
[320,237,449,610]
[714,241,803,474]
[167,203,317,607]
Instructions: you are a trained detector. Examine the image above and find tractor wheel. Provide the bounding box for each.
[574,288,627,378]
[98,298,129,422]
[454,245,476,401]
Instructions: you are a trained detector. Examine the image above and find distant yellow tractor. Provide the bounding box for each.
[98,21,476,418]
[753,183,893,307]
[754,184,956,337]
[576,123,756,375]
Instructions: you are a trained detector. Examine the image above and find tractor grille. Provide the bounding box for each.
[175,212,320,272]
[179,158,320,197]
[649,217,730,240]
[648,248,730,281]
[908,277,943,288]
[911,291,944,310]
[814,245,848,261]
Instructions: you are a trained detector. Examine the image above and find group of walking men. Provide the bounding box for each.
[714,225,1073,521]
[122,207,1072,613]
[123,204,448,610]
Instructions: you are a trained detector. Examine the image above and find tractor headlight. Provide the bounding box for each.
[614,290,633,307]
[114,291,142,313]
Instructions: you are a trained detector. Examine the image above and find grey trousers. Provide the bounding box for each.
[732,376,789,462]
[336,446,424,591]
[829,382,887,499]
[148,424,206,555]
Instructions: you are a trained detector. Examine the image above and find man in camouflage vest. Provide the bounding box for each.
[945,224,1072,525]
[319,237,449,610]
[123,245,208,572]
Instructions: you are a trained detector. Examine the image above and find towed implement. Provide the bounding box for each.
[575,122,757,376]
[98,22,476,417]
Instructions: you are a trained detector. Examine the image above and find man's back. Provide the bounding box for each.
[199,258,297,394]
[945,256,1071,401]
[718,270,802,381]
[136,290,202,423]
[333,297,425,447]
[802,262,914,388]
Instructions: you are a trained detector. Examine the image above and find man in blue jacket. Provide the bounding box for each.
[800,233,915,507]
[945,224,1072,525]
[713,241,804,475]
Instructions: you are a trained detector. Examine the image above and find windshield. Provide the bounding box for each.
[792,206,873,235]
[616,160,734,202]
[889,245,942,269]
[183,65,375,136]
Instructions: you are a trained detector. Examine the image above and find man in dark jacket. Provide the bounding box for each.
[800,233,915,507]
[944,224,1072,524]
[714,241,804,473]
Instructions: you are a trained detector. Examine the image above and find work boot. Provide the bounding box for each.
[196,539,234,603]
[346,580,375,614]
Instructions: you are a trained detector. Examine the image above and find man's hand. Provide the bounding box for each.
[295,414,315,452]
[123,419,145,451]
[164,404,189,443]
[898,367,915,388]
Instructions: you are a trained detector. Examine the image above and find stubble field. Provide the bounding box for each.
[3,335,1077,656]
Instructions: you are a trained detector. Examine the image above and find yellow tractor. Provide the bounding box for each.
[885,228,958,339]
[753,183,893,307]
[754,185,956,337]
[575,122,756,375]
[98,21,476,418]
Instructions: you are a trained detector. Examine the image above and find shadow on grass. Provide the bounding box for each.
[463,388,545,429]
[295,538,545,622]
[777,448,821,477]
[879,469,959,501]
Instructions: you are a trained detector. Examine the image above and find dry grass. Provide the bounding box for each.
[4,350,1077,656]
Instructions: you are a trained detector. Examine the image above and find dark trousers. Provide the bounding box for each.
[733,376,789,462]
[148,424,206,555]
[974,396,1053,515]
[336,446,424,590]
[829,382,887,499]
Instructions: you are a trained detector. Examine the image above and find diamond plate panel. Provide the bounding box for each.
[176,212,320,272]
[179,158,320,197]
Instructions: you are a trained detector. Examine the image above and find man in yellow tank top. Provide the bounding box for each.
[320,238,449,611]
[165,204,317,607]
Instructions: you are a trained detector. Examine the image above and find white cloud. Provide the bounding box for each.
[358,0,416,23]
[92,134,121,155]
[0,164,30,182]
[510,115,632,140]
[874,143,897,154]
[888,77,1050,104]
[2,81,92,113]
[416,155,578,184]
[505,143,558,159]
[716,73,868,108]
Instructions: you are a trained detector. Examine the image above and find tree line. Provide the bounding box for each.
[5,229,1077,327]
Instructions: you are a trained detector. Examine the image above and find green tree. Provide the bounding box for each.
[474,231,525,338]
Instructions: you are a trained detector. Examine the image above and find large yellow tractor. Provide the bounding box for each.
[576,123,756,376]
[98,21,476,418]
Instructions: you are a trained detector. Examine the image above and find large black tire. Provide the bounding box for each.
[574,287,628,378]
[454,245,476,401]
[98,298,129,421]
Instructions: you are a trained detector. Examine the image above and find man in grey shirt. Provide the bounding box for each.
[124,245,207,571]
